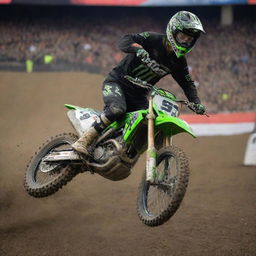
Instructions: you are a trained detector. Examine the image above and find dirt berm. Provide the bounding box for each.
[0,72,255,256]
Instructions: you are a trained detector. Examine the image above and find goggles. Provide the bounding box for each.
[175,31,196,48]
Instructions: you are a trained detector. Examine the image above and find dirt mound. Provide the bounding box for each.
[0,72,255,256]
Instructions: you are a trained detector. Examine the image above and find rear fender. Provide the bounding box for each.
[65,104,83,110]
[65,104,101,136]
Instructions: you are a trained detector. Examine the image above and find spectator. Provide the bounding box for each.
[0,8,255,113]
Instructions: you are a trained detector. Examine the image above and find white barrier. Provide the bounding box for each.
[191,123,255,136]
[243,123,256,166]
[180,112,256,166]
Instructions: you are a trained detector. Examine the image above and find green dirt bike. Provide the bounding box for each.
[24,75,201,227]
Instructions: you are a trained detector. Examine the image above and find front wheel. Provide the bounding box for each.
[137,146,190,226]
[24,133,80,198]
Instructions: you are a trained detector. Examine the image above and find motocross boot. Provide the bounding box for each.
[71,126,99,155]
[71,114,111,155]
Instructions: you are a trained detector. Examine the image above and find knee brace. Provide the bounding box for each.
[104,103,126,121]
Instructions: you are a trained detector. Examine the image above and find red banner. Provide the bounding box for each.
[0,0,250,5]
[181,112,256,124]
[70,0,146,5]
[0,0,11,3]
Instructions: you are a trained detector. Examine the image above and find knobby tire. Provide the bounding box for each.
[137,146,190,227]
[24,133,80,198]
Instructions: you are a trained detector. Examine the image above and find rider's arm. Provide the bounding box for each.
[171,58,201,104]
[118,32,150,53]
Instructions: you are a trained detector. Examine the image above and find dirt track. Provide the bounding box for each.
[0,72,255,256]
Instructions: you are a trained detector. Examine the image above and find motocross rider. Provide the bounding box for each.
[72,11,206,155]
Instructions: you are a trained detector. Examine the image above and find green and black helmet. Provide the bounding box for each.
[166,11,205,58]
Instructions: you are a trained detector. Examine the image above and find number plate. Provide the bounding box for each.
[153,95,179,117]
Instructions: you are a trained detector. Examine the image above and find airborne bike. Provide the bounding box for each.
[24,75,204,227]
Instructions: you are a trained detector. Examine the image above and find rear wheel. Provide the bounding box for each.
[137,146,190,226]
[24,133,80,198]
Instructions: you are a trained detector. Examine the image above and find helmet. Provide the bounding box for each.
[166,11,205,58]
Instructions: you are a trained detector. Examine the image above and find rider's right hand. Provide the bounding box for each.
[192,103,206,115]
[136,48,149,60]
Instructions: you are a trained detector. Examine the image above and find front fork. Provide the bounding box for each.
[146,96,172,183]
[146,95,156,183]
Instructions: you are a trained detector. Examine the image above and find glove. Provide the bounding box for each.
[193,103,206,115]
[136,48,149,60]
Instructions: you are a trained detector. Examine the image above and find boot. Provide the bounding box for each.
[72,126,99,155]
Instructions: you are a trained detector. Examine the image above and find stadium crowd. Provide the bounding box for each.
[0,6,255,113]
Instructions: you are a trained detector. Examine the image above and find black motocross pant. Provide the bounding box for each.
[102,78,150,122]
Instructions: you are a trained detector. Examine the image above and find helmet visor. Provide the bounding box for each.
[175,31,196,49]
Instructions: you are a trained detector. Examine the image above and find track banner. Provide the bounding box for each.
[70,0,247,5]
[180,112,256,136]
[0,0,11,3]
[2,0,249,5]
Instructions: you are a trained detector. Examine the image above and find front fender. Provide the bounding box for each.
[155,115,196,138]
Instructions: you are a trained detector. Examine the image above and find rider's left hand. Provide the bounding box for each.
[193,103,206,115]
[136,48,149,60]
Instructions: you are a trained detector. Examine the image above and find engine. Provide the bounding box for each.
[89,137,139,181]
[93,141,118,163]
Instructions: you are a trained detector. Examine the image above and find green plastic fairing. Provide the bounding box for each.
[123,110,147,143]
[155,114,196,138]
[106,110,147,144]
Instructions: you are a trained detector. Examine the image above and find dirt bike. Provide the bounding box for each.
[24,75,203,227]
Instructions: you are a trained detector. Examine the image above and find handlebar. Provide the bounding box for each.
[124,75,209,117]
[176,100,209,117]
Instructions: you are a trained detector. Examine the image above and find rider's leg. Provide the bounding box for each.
[122,83,149,112]
[72,81,126,154]
[71,113,111,154]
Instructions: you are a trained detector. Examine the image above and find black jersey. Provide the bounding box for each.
[107,31,201,104]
